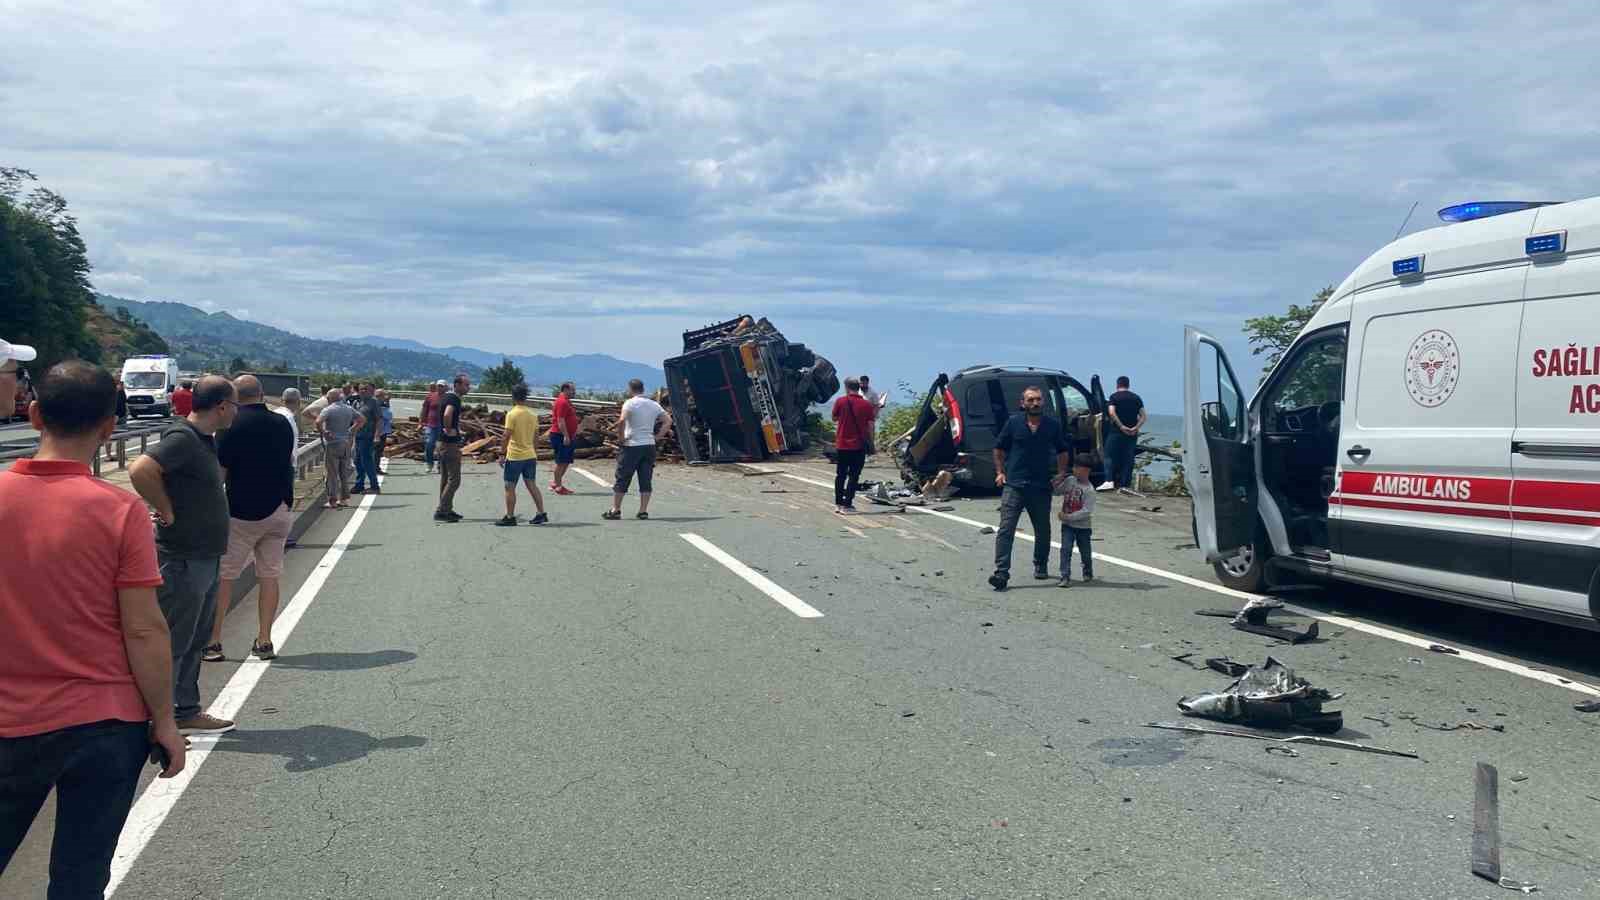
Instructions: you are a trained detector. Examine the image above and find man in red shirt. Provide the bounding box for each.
[830,377,877,514]
[0,361,186,897]
[547,381,579,495]
[170,379,194,417]
[420,380,444,474]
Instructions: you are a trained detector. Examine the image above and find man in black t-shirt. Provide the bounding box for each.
[351,383,384,495]
[128,374,239,736]
[434,373,468,522]
[1104,375,1146,490]
[205,375,296,663]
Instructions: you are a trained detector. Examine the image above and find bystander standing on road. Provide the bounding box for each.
[1103,375,1147,491]
[548,381,579,495]
[859,375,889,413]
[420,380,445,474]
[303,386,334,423]
[128,375,239,736]
[0,338,36,417]
[0,362,186,898]
[831,377,876,514]
[497,383,549,526]
[351,383,383,495]
[105,375,129,461]
[604,379,671,521]
[343,383,359,407]
[1055,455,1097,587]
[275,387,305,550]
[202,375,296,663]
[376,389,394,471]
[988,385,1070,591]
[434,373,468,523]
[317,389,362,509]
[171,380,194,417]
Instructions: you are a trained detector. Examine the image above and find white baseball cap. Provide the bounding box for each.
[0,338,37,363]
[434,379,449,387]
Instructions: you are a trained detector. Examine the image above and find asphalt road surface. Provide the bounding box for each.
[5,456,1599,898]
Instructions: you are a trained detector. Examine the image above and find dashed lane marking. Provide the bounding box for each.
[680,533,824,619]
[569,465,611,488]
[775,471,1600,698]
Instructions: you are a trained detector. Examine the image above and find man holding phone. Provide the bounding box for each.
[0,361,186,898]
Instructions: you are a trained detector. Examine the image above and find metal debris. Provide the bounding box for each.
[1144,722,1419,759]
[1428,643,1461,655]
[1574,699,1600,713]
[1195,599,1319,644]
[1472,762,1540,894]
[1177,656,1343,733]
[1205,657,1250,677]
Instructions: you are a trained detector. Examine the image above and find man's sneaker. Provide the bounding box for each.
[177,714,236,736]
[987,573,1009,591]
[1033,567,1050,580]
[251,639,276,660]
[1081,574,1095,584]
[434,511,460,523]
[495,515,518,527]
[445,512,463,522]
[351,486,366,494]
[201,644,225,662]
[1057,576,1072,588]
[529,513,548,525]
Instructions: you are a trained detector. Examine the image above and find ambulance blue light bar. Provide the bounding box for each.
[1392,255,1424,278]
[1437,201,1556,223]
[1526,231,1567,256]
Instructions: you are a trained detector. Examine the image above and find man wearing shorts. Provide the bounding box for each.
[204,375,295,661]
[604,379,671,521]
[496,383,549,526]
[548,381,579,494]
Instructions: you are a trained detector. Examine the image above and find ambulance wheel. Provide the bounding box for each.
[1212,531,1268,593]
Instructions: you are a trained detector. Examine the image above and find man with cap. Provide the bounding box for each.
[0,338,38,418]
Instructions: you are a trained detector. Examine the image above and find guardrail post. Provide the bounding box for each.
[92,453,101,477]
[117,438,128,470]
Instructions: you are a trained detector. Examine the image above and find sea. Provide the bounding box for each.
[1135,413,1183,480]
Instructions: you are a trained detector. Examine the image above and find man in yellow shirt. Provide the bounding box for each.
[497,384,549,526]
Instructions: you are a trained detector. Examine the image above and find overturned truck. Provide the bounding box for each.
[664,316,840,463]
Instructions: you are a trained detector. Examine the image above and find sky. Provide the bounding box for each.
[4,1,1599,413]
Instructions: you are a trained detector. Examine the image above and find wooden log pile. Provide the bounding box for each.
[382,403,682,464]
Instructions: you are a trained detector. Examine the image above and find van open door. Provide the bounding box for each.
[1183,326,1256,562]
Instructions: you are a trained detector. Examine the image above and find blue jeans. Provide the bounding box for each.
[1104,430,1137,488]
[0,719,148,900]
[422,426,439,468]
[353,434,377,489]
[1060,524,1093,578]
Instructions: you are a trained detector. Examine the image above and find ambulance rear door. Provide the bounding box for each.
[1184,326,1255,562]
[1511,202,1600,620]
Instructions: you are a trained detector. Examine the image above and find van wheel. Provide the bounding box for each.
[1212,534,1268,593]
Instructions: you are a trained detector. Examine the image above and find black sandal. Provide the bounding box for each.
[251,640,276,661]
[636,511,649,520]
[201,643,225,662]
[602,509,622,520]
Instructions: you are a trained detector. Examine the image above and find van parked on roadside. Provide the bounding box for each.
[1185,198,1600,629]
[119,355,181,417]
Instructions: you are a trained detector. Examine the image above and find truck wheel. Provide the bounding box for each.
[1212,533,1268,593]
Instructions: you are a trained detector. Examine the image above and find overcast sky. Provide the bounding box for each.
[5,1,1598,412]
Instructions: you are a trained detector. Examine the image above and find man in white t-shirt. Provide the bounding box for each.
[603,379,672,521]
[860,374,889,412]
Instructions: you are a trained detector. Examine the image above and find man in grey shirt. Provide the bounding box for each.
[317,389,363,509]
[129,374,239,736]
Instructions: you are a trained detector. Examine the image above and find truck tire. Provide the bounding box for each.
[1211,526,1269,593]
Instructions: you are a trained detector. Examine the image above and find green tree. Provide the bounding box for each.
[228,355,250,373]
[481,357,525,393]
[1243,285,1333,383]
[0,167,100,370]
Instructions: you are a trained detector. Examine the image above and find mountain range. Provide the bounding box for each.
[348,336,663,389]
[98,295,662,388]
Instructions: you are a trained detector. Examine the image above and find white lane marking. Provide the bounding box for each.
[108,463,387,894]
[771,474,1600,699]
[680,533,824,619]
[780,472,834,490]
[570,465,611,488]
[901,506,1600,697]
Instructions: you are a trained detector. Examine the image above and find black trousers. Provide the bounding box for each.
[835,449,866,506]
[0,719,148,899]
[993,485,1052,577]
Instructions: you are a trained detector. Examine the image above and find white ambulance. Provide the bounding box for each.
[1185,198,1600,629]
[119,354,181,417]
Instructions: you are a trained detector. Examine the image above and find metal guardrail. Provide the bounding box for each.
[2,418,327,484]
[385,390,617,411]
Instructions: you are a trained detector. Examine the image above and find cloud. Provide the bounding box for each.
[4,1,1599,408]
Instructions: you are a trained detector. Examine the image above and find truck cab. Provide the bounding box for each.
[120,355,181,418]
[1186,197,1600,630]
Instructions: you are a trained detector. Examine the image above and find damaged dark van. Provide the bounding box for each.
[893,365,1110,493]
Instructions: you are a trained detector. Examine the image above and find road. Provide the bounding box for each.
[4,455,1599,898]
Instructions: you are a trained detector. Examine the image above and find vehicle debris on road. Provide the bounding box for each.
[1428,643,1462,655]
[1573,699,1600,713]
[1177,656,1344,733]
[1144,722,1419,759]
[1398,715,1506,733]
[1472,762,1540,894]
[386,402,681,464]
[1194,598,1320,644]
